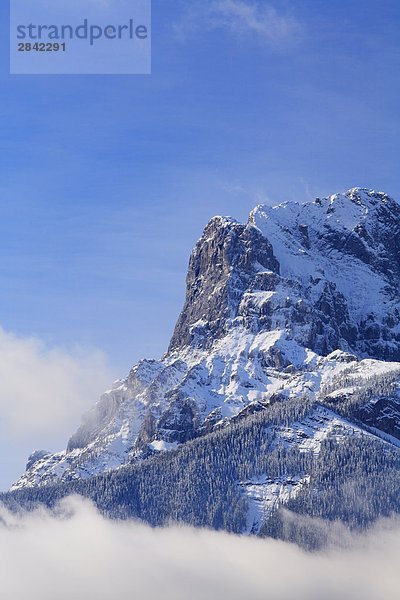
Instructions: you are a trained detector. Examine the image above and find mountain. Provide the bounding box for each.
[170,187,400,360]
[7,187,400,541]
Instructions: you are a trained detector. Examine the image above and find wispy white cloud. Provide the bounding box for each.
[175,1,303,46]
[0,497,399,600]
[0,327,113,438]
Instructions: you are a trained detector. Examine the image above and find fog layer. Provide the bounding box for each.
[0,496,398,600]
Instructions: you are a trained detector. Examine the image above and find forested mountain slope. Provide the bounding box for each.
[5,188,400,543]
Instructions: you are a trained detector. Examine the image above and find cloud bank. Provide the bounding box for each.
[0,327,114,438]
[0,496,399,600]
[175,0,303,46]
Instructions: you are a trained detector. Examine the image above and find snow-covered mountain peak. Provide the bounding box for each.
[250,187,399,233]
[12,187,400,491]
[170,187,399,360]
[338,186,397,206]
[206,214,238,227]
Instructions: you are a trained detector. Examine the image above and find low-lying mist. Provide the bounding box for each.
[0,496,398,600]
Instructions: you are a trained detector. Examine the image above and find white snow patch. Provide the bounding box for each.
[241,475,310,534]
[149,440,179,452]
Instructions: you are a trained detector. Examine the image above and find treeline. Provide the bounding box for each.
[321,367,400,438]
[321,367,400,414]
[0,396,315,531]
[262,435,400,549]
[2,392,400,546]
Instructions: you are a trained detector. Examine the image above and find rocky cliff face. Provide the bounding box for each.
[13,188,400,490]
[171,187,400,361]
[168,216,280,351]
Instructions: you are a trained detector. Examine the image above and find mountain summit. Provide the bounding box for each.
[171,187,400,359]
[13,188,400,500]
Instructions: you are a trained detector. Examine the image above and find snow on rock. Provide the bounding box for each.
[12,188,400,491]
[241,403,396,535]
[271,406,373,454]
[241,475,310,535]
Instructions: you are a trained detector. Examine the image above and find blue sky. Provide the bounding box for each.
[0,0,400,487]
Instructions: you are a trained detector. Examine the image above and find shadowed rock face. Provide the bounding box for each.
[169,216,280,351]
[169,188,400,362]
[314,189,400,282]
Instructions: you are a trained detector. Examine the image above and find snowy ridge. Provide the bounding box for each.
[241,403,396,534]
[271,405,376,454]
[12,188,400,492]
